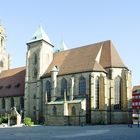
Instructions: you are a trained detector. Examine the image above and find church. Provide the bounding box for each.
[0,23,132,125]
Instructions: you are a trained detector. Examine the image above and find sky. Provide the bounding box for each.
[0,0,140,86]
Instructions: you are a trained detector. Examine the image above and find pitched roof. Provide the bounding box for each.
[43,40,125,77]
[0,67,25,98]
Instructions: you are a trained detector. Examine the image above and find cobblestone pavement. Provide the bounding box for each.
[0,124,139,140]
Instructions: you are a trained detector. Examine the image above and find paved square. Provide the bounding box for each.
[0,125,139,140]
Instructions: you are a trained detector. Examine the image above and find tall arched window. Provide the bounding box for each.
[2,98,5,109]
[46,80,51,102]
[20,97,24,109]
[11,97,14,108]
[114,76,122,110]
[95,77,100,109]
[61,78,68,97]
[79,76,86,95]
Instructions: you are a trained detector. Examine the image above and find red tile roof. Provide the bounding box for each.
[43,40,126,77]
[0,67,25,98]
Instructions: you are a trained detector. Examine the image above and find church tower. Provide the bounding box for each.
[24,26,53,122]
[0,23,10,72]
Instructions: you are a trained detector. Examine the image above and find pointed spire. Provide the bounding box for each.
[59,40,68,51]
[27,25,51,44]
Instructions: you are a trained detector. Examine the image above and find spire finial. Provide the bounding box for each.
[59,39,68,51]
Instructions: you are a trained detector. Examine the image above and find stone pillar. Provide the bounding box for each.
[36,81,40,122]
[70,76,74,101]
[90,73,94,108]
[99,74,105,110]
[64,90,68,116]
[51,66,59,101]
[24,83,29,117]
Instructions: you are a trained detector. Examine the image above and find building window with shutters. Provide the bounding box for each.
[95,77,100,109]
[114,76,122,110]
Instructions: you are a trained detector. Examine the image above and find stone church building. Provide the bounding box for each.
[0,23,132,125]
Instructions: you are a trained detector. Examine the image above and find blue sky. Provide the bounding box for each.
[0,0,140,85]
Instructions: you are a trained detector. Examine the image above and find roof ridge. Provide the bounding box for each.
[54,40,111,55]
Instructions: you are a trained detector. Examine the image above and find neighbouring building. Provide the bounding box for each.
[0,24,25,116]
[132,86,140,121]
[0,23,132,125]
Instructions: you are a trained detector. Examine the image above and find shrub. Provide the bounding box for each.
[1,116,8,123]
[24,117,34,126]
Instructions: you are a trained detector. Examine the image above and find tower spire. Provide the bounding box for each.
[27,25,51,44]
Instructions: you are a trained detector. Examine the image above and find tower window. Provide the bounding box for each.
[33,68,37,77]
[34,53,37,64]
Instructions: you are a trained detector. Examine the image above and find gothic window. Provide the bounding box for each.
[52,106,57,115]
[0,61,3,67]
[46,80,51,102]
[72,106,76,116]
[10,97,14,108]
[33,106,36,110]
[79,76,86,96]
[33,94,36,99]
[33,68,37,77]
[61,78,68,97]
[114,76,122,110]
[20,97,24,109]
[95,77,100,109]
[34,53,37,64]
[2,98,5,109]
